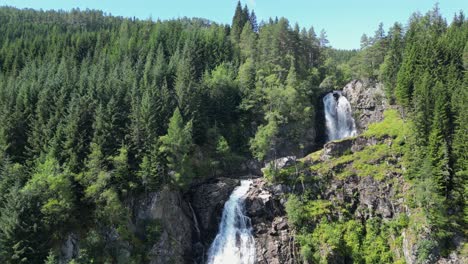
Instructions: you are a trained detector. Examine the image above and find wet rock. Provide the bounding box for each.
[189,177,239,246]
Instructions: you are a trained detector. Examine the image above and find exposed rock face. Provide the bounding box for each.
[321,138,354,160]
[263,156,297,172]
[437,249,468,264]
[189,177,239,262]
[245,178,299,264]
[326,173,405,220]
[136,187,194,264]
[342,79,387,132]
[59,233,79,264]
[315,136,406,220]
[403,232,467,264]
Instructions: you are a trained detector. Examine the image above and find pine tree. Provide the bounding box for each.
[319,29,329,47]
[249,10,258,33]
[360,34,370,49]
[62,97,94,173]
[138,140,163,191]
[395,46,416,107]
[411,71,433,145]
[79,143,105,188]
[239,21,257,60]
[0,184,49,263]
[380,22,403,102]
[111,146,133,196]
[451,84,467,210]
[159,108,193,187]
[231,1,249,43]
[428,82,452,196]
[373,22,385,42]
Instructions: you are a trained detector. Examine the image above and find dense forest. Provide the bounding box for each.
[0,1,466,263]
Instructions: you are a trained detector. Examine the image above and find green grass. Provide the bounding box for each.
[273,109,409,183]
[363,109,408,141]
[305,109,408,181]
[301,149,323,163]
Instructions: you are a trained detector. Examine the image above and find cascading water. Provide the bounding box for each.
[323,91,357,141]
[206,180,255,264]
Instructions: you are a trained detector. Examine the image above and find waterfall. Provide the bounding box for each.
[206,180,255,264]
[323,91,357,141]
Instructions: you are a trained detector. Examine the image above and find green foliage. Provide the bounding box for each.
[22,154,75,227]
[159,108,193,187]
[285,194,305,227]
[250,116,279,161]
[144,219,163,245]
[0,3,465,263]
[295,217,406,264]
[363,110,407,139]
[380,23,404,103]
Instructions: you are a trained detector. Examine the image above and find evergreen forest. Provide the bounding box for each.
[0,2,466,263]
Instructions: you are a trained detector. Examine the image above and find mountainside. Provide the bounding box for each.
[0,2,467,264]
[251,107,466,264]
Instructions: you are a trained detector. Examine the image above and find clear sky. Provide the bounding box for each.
[1,0,467,49]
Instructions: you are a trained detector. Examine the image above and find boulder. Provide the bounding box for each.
[321,138,354,160]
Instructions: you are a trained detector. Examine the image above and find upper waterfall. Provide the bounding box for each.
[323,91,357,142]
[206,180,255,264]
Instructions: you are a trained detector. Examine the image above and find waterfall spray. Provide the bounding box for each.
[323,91,357,141]
[206,180,255,264]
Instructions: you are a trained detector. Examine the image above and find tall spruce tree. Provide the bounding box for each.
[159,108,193,187]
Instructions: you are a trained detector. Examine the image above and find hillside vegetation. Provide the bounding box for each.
[0,2,466,263]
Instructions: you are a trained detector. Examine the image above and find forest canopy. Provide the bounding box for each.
[0,2,466,263]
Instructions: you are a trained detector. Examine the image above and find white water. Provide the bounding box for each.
[323,91,357,141]
[206,180,255,264]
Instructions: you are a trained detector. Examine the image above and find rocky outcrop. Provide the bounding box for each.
[59,233,79,264]
[311,136,406,220]
[403,231,467,264]
[263,156,297,172]
[245,178,299,264]
[325,173,405,220]
[321,138,354,160]
[136,187,194,264]
[342,79,387,132]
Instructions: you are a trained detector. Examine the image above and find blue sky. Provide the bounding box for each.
[1,0,466,49]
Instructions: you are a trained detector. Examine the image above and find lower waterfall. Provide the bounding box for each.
[323,91,357,141]
[206,180,255,264]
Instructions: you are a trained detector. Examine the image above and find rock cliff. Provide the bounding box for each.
[342,79,387,132]
[189,177,239,263]
[135,187,194,263]
[312,135,407,221]
[245,178,299,264]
